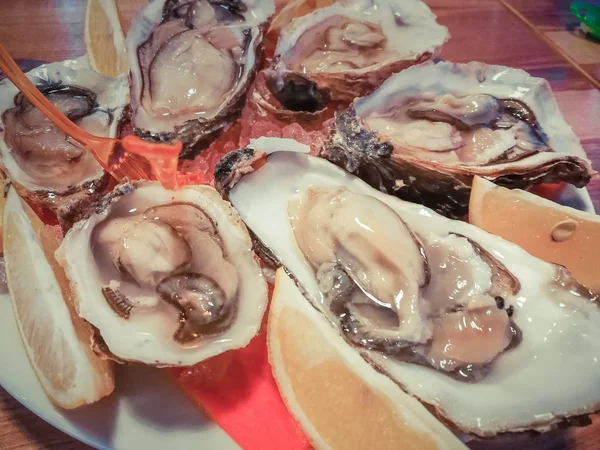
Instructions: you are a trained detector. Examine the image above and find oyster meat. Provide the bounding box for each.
[257,0,448,116]
[322,61,596,218]
[0,58,127,226]
[56,181,267,366]
[126,0,275,158]
[221,143,600,436]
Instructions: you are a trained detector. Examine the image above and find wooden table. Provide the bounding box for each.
[1,0,599,449]
[502,0,600,85]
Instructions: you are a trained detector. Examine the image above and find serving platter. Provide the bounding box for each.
[1,0,599,448]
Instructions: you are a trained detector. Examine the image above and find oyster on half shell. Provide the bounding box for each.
[56,181,267,366]
[255,0,448,117]
[126,0,275,159]
[322,61,595,218]
[218,141,600,436]
[0,58,127,227]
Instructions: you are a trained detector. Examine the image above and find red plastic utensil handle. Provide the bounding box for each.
[121,135,182,190]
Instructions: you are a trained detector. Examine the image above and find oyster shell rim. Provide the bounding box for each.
[55,179,268,367]
[226,147,600,436]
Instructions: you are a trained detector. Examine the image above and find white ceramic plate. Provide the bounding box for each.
[0,185,594,449]
[0,286,239,450]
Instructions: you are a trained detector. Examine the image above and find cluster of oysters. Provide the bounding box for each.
[0,0,599,444]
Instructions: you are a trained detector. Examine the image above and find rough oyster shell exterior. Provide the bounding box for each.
[321,61,596,218]
[55,180,268,366]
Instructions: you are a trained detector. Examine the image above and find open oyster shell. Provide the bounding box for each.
[126,0,275,159]
[219,141,600,436]
[55,180,267,366]
[0,58,127,227]
[322,61,596,218]
[256,0,449,117]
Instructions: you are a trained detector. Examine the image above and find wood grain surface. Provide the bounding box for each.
[0,0,599,449]
[501,0,600,84]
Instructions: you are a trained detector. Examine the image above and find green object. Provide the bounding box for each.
[570,2,600,39]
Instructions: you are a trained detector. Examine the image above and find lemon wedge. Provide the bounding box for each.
[3,188,114,409]
[85,0,128,77]
[469,176,600,293]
